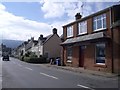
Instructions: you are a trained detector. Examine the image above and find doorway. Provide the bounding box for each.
[79,46,85,67]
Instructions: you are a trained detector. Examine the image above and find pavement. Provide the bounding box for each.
[41,63,119,78]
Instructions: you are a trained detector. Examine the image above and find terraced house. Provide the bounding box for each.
[61,4,120,74]
[15,28,62,60]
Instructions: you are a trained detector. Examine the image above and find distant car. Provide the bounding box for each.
[2,55,9,61]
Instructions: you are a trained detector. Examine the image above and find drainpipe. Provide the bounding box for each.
[110,7,114,73]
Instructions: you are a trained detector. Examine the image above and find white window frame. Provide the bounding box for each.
[93,14,106,31]
[67,26,73,38]
[95,43,106,65]
[78,21,87,35]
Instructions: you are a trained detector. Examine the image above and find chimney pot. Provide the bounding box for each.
[39,34,43,40]
[53,28,57,34]
[75,13,82,20]
[31,37,34,41]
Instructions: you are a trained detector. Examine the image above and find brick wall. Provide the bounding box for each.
[113,27,120,74]
[72,46,79,67]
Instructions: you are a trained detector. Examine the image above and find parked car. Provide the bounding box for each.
[2,54,9,61]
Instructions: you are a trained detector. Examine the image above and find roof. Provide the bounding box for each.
[33,40,38,46]
[63,4,119,27]
[61,32,110,46]
[25,42,32,51]
[43,34,53,44]
[25,40,38,51]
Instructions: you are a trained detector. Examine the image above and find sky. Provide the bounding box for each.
[0,0,119,41]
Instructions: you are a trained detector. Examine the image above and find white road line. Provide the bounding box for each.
[77,84,95,90]
[40,72,58,80]
[25,67,33,71]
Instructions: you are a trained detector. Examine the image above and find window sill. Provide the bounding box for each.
[67,60,72,63]
[77,33,88,37]
[93,28,107,33]
[66,36,74,39]
[94,64,107,68]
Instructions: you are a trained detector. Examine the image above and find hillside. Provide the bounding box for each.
[1,39,24,49]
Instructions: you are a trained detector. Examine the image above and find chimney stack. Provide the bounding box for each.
[28,39,30,42]
[75,13,82,20]
[31,37,34,41]
[53,28,57,34]
[39,34,43,40]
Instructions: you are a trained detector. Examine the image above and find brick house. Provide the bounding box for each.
[61,4,120,74]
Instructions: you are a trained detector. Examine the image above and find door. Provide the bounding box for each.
[79,46,85,67]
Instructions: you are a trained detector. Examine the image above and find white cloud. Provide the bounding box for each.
[40,0,65,18]
[0,2,117,41]
[40,0,118,19]
[0,3,52,41]
[0,2,72,41]
[0,2,77,41]
[40,0,83,19]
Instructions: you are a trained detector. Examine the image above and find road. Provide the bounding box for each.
[1,57,119,89]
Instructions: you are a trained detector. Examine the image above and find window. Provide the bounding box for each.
[93,14,106,31]
[67,46,72,62]
[96,43,105,65]
[78,21,87,35]
[67,26,73,37]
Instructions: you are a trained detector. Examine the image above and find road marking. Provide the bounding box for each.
[40,72,58,80]
[25,67,33,71]
[77,84,94,90]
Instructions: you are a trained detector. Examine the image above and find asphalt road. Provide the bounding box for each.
[1,57,119,89]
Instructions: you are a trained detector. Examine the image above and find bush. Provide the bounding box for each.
[29,53,37,58]
[19,56,24,61]
[23,56,47,64]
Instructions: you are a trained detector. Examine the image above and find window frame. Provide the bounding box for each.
[78,20,87,35]
[93,14,106,31]
[95,43,106,65]
[67,25,73,38]
[66,46,72,63]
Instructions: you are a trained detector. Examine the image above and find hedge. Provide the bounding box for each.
[23,56,47,63]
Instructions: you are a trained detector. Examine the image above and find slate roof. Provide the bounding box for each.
[43,34,53,44]
[38,34,53,45]
[25,40,38,51]
[61,32,110,45]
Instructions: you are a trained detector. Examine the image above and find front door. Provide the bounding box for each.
[79,46,84,67]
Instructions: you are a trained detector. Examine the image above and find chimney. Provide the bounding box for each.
[75,13,82,20]
[31,37,34,41]
[53,28,57,34]
[28,39,30,43]
[39,34,43,40]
